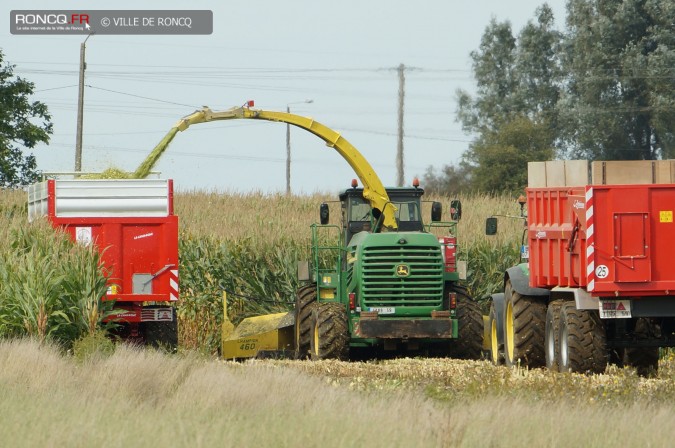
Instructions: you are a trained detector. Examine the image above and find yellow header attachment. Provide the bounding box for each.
[172,105,397,230]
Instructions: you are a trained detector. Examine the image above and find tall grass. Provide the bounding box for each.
[1,187,522,351]
[2,339,675,447]
[178,234,301,350]
[0,189,110,345]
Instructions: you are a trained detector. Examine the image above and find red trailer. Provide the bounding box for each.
[487,160,675,375]
[28,179,179,348]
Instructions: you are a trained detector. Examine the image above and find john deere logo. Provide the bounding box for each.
[395,264,410,277]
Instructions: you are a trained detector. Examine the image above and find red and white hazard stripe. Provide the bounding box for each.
[169,269,179,301]
[585,187,595,291]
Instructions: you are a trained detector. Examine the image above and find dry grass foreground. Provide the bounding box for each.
[2,340,675,448]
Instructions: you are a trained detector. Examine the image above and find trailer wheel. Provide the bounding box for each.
[623,318,660,377]
[310,302,349,361]
[143,320,178,353]
[294,285,318,359]
[558,302,607,374]
[545,300,564,371]
[503,280,546,368]
[488,302,502,365]
[447,286,484,360]
[608,347,625,367]
[623,347,659,377]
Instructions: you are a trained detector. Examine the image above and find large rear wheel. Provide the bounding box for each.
[558,302,607,374]
[294,285,318,359]
[310,302,349,361]
[503,280,546,368]
[447,285,484,360]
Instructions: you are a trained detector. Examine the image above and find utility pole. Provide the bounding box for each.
[75,33,93,172]
[396,63,405,187]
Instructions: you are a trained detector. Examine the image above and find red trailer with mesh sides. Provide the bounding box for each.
[28,179,179,349]
[486,160,675,375]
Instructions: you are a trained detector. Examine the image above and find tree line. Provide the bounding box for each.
[424,0,674,195]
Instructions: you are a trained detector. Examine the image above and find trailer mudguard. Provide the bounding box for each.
[505,264,550,298]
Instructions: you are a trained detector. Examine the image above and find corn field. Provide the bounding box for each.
[0,186,523,352]
[0,189,111,346]
[175,189,523,353]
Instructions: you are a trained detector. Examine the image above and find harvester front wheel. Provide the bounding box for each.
[310,303,349,361]
[545,300,564,371]
[503,280,546,368]
[447,286,483,360]
[558,302,607,374]
[295,285,318,359]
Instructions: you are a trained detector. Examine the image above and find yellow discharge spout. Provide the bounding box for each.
[133,127,180,179]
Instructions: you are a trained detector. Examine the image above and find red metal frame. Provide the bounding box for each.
[527,184,675,297]
[42,179,179,323]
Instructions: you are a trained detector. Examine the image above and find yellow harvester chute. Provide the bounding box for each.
[134,103,397,230]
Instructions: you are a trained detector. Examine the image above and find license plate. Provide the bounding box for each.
[599,300,631,319]
[369,307,395,315]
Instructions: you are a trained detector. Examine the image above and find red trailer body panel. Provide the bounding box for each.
[50,216,179,303]
[528,184,675,297]
[28,179,179,323]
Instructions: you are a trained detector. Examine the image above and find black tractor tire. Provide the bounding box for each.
[488,301,503,365]
[623,347,659,377]
[545,300,564,371]
[558,302,607,374]
[446,286,484,360]
[294,285,318,359]
[143,319,178,353]
[503,280,546,368]
[310,302,349,361]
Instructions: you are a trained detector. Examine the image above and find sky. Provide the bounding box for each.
[3,0,568,194]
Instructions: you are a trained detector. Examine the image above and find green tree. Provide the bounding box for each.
[456,19,518,136]
[514,5,563,128]
[0,49,52,188]
[454,5,561,192]
[422,162,473,196]
[463,116,554,193]
[559,0,675,160]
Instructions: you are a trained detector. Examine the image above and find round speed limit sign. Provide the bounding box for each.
[595,265,609,279]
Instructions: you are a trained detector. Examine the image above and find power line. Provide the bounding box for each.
[47,142,285,163]
[35,85,78,92]
[85,85,199,108]
[338,126,472,143]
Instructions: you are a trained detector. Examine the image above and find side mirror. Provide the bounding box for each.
[431,202,442,222]
[450,199,462,221]
[485,217,498,235]
[320,203,329,225]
